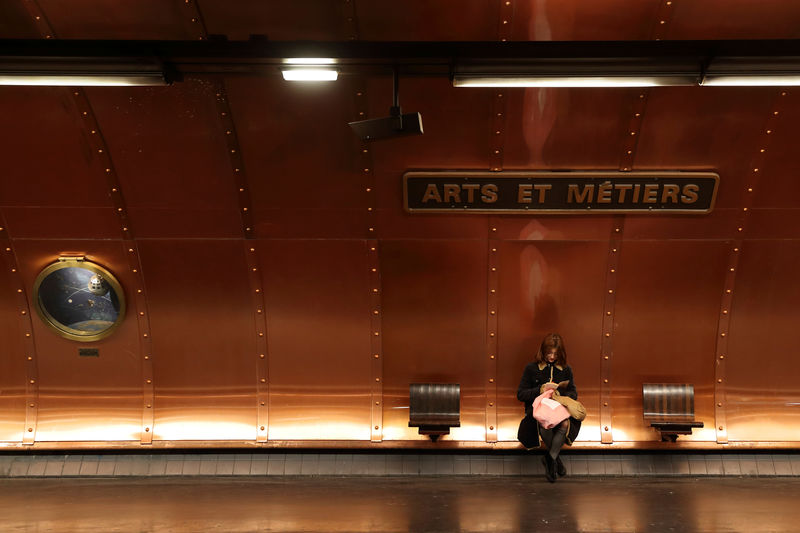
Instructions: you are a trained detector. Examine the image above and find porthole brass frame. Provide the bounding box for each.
[32,256,126,342]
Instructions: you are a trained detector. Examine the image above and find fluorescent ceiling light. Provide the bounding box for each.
[281,68,338,81]
[0,58,171,86]
[281,58,338,81]
[702,75,800,86]
[0,74,168,86]
[284,58,336,65]
[453,75,696,88]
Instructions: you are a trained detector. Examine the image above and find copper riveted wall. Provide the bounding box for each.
[3,2,800,450]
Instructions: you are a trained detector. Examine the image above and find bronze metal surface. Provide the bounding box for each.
[2,2,800,450]
[260,240,373,441]
[495,241,606,443]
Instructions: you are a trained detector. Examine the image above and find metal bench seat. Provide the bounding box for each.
[408,383,460,441]
[642,383,704,442]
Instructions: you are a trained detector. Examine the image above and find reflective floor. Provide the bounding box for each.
[1,476,798,532]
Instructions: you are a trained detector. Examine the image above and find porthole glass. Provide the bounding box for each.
[33,258,126,342]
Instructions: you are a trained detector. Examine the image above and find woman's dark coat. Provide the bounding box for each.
[517,362,582,446]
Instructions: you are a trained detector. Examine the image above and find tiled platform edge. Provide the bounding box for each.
[1,453,799,478]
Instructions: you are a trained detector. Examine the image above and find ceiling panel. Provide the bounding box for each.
[669,0,800,40]
[357,0,497,41]
[511,0,661,41]
[36,0,194,40]
[201,0,347,41]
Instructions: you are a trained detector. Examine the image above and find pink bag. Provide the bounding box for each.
[532,388,570,429]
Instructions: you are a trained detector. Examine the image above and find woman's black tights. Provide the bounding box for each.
[539,420,569,459]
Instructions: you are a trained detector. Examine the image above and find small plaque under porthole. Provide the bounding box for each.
[78,348,99,357]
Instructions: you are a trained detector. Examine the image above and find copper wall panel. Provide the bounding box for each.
[357,1,496,41]
[0,241,26,442]
[669,1,800,40]
[725,241,800,441]
[511,0,660,41]
[85,82,241,239]
[0,208,120,240]
[35,0,195,40]
[225,77,370,240]
[496,241,606,442]
[370,76,492,241]
[139,240,256,441]
[13,240,142,442]
[492,216,615,242]
[611,241,728,442]
[501,88,632,169]
[0,2,38,38]
[622,210,739,241]
[202,0,348,41]
[635,88,774,208]
[0,87,110,208]
[260,240,372,440]
[753,98,800,209]
[380,240,487,441]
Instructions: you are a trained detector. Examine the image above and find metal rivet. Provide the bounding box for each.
[139,312,144,316]
[373,332,379,336]
[489,378,494,383]
[608,289,613,294]
[29,403,34,408]
[719,426,723,431]
[612,248,617,253]
[260,354,265,359]
[146,404,151,408]
[489,402,494,406]
[717,403,722,407]
[29,379,35,384]
[145,427,150,432]
[20,310,26,315]
[606,311,612,316]
[604,426,609,431]
[27,356,32,361]
[730,268,735,272]
[375,402,380,405]
[375,425,379,430]
[373,354,379,359]
[726,289,731,294]
[490,289,496,293]
[28,428,33,432]
[260,378,266,383]
[375,378,380,382]
[491,248,497,252]
[489,332,495,337]
[260,426,265,430]
[604,402,608,406]
[490,311,496,315]
[610,269,616,273]
[17,289,22,293]
[258,333,264,337]
[718,379,723,383]
[604,379,608,383]
[604,356,609,360]
[144,356,150,360]
[605,333,611,337]
[489,426,494,430]
[146,379,152,384]
[489,355,495,359]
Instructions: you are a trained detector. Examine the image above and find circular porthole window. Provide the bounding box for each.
[33,257,126,342]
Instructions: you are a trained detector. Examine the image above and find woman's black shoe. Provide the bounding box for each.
[556,457,567,477]
[542,455,556,483]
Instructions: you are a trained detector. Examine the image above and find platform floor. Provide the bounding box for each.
[0,476,797,532]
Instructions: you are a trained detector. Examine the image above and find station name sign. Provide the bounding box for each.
[404,171,719,214]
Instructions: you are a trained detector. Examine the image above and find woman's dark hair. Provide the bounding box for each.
[536,333,567,366]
